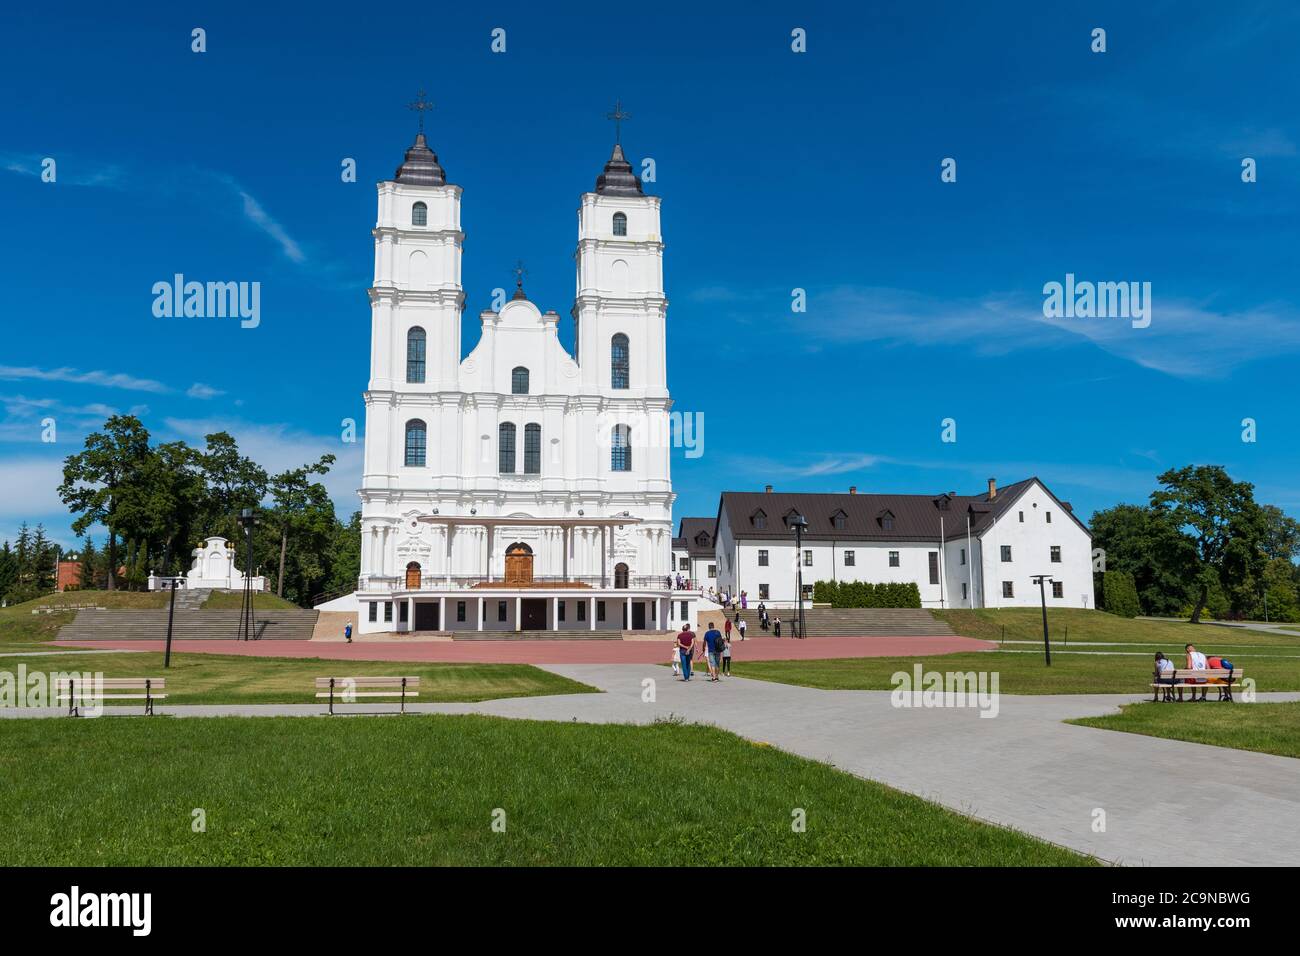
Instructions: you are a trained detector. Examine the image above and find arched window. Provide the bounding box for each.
[511,366,529,395]
[524,423,541,474]
[404,419,427,467]
[612,212,627,236]
[498,423,516,473]
[611,424,631,472]
[412,202,427,226]
[611,334,629,390]
[406,327,426,383]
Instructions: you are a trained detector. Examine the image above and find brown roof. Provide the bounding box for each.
[714,478,1090,542]
[674,518,716,557]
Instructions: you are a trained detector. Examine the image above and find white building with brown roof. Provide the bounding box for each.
[712,478,1095,609]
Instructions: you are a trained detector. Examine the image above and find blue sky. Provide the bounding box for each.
[2,0,1298,548]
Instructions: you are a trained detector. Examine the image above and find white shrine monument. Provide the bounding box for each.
[148,536,267,591]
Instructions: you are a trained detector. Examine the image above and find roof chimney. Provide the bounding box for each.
[987,477,997,500]
[764,484,773,494]
[848,486,857,495]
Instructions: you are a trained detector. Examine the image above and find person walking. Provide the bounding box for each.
[677,624,697,681]
[737,617,747,641]
[721,633,732,675]
[773,616,782,638]
[740,591,748,610]
[702,621,724,681]
[344,621,353,644]
[724,617,732,643]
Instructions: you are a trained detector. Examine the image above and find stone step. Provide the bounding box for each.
[58,609,318,641]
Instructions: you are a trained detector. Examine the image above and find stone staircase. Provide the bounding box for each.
[708,607,954,638]
[449,630,663,641]
[172,588,211,611]
[58,608,319,642]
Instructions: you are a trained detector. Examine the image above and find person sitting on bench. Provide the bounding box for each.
[1153,652,1176,702]
[1182,643,1210,702]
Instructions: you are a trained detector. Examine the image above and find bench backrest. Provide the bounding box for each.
[55,677,165,690]
[314,676,420,689]
[1169,669,1240,679]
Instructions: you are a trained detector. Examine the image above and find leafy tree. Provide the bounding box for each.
[1098,570,1141,618]
[1259,505,1300,561]
[268,454,336,598]
[1089,503,1196,615]
[198,432,268,540]
[58,415,153,590]
[1150,466,1265,623]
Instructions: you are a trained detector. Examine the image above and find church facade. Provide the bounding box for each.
[349,125,686,634]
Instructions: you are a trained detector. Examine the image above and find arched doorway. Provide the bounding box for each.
[614,562,629,589]
[504,542,534,585]
[405,562,422,589]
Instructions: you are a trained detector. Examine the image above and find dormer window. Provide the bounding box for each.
[412,202,427,227]
[831,509,847,531]
[751,510,767,530]
[878,509,895,531]
[613,212,627,236]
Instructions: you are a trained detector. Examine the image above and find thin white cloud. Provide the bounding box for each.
[186,382,226,400]
[0,365,170,393]
[235,188,306,264]
[0,152,126,188]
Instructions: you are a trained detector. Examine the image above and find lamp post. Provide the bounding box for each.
[789,514,808,639]
[236,509,258,641]
[162,578,181,668]
[1030,574,1054,666]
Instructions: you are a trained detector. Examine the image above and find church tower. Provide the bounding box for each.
[359,121,464,585]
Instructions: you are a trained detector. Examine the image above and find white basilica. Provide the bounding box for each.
[343,121,689,634]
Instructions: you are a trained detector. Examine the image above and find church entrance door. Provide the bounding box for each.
[405,562,422,589]
[504,543,534,585]
[521,599,547,630]
[414,602,440,631]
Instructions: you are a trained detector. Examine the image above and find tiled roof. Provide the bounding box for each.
[715,478,1088,542]
[674,517,716,556]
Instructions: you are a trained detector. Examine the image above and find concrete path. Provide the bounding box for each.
[6,662,1298,866]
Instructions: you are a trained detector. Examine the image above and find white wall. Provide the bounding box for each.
[976,483,1094,608]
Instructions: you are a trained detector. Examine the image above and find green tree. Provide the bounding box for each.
[268,454,336,598]
[1150,466,1265,623]
[1089,503,1196,615]
[58,415,154,590]
[198,432,268,539]
[0,541,16,602]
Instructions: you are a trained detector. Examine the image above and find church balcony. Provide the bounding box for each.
[362,573,673,594]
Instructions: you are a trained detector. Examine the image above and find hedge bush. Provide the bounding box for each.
[812,580,921,609]
[1098,570,1141,618]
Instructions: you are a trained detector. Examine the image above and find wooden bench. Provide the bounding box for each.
[315,676,420,715]
[55,677,166,716]
[1151,668,1242,703]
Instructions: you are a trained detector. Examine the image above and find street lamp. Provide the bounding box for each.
[162,578,182,668]
[1030,574,1054,666]
[236,508,258,641]
[789,513,808,639]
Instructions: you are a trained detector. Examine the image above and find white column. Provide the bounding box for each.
[477,596,484,631]
[407,597,414,632]
[625,597,633,631]
[486,525,494,581]
[445,525,454,585]
[514,596,522,632]
[589,596,596,631]
[439,596,446,632]
[562,526,570,581]
[551,596,559,632]
[600,526,607,586]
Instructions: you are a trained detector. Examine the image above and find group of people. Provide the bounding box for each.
[672,621,734,682]
[1152,642,1234,702]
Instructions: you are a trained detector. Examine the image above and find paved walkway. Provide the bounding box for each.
[7,662,1297,866]
[51,634,994,664]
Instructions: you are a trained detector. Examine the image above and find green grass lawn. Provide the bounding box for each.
[0,716,1093,866]
[200,591,302,610]
[0,651,593,705]
[934,607,1299,647]
[1071,701,1300,760]
[734,646,1299,695]
[0,590,168,644]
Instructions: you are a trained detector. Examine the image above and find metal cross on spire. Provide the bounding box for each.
[407,88,435,133]
[513,259,527,290]
[606,99,631,145]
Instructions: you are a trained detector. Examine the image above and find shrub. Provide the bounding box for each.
[812,580,921,609]
[1100,571,1141,618]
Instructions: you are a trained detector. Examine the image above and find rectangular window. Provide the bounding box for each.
[803,550,813,566]
[499,425,516,474]
[679,601,688,619]
[960,547,966,566]
[844,550,855,566]
[1052,581,1064,598]
[407,333,425,383]
[928,551,939,585]
[1018,511,1024,522]
[1002,581,1014,598]
[1050,545,1061,563]
[456,601,466,623]
[801,584,813,600]
[523,424,541,474]
[1047,511,1052,523]
[578,601,586,621]
[889,550,900,568]
[368,602,377,622]
[707,564,717,578]
[383,601,393,623]
[961,582,968,600]
[497,601,507,622]
[399,601,409,623]
[1001,545,1012,562]
[757,549,769,567]
[679,557,689,571]
[758,583,769,600]
[558,601,566,622]
[597,601,606,622]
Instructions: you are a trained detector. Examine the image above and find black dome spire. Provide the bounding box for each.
[595,143,643,197]
[393,132,447,186]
